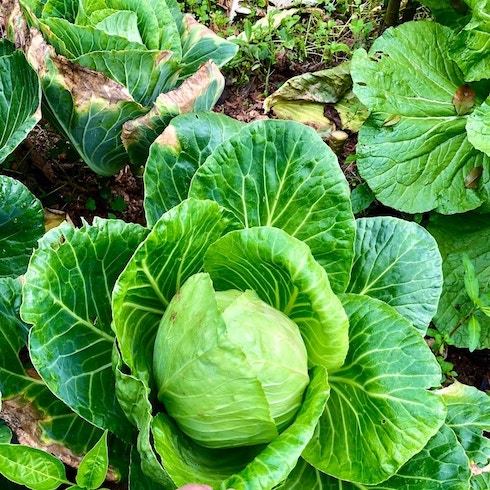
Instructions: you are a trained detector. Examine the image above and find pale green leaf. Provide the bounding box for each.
[303,294,446,484]
[190,119,355,293]
[467,96,490,157]
[347,216,443,333]
[76,431,108,489]
[0,444,69,490]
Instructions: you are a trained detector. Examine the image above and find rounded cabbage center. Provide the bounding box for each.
[153,273,309,449]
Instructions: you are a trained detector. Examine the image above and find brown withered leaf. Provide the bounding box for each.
[464,166,483,189]
[453,84,476,116]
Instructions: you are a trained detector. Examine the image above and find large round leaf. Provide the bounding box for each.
[0,175,44,278]
[143,112,244,226]
[427,213,490,349]
[303,294,446,484]
[189,119,355,293]
[351,21,490,214]
[21,218,148,439]
[204,226,349,371]
[279,424,470,489]
[347,217,443,333]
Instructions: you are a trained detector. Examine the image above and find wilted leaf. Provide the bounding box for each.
[465,166,483,189]
[453,84,476,115]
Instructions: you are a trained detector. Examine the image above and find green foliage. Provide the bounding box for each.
[0,40,41,164]
[6,0,237,175]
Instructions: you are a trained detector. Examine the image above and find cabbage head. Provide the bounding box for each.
[153,273,310,449]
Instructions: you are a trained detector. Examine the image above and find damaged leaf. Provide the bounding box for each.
[465,166,483,189]
[453,84,476,115]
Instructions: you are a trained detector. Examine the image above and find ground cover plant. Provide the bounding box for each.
[1,0,490,488]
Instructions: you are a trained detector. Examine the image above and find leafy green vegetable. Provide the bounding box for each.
[0,39,41,164]
[9,0,237,175]
[351,20,490,214]
[0,175,44,278]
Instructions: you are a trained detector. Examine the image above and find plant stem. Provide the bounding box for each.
[383,0,402,28]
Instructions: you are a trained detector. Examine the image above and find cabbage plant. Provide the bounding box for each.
[7,0,237,175]
[3,116,490,488]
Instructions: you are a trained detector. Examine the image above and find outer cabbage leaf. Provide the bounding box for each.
[303,294,446,484]
[0,40,41,164]
[144,112,244,226]
[472,473,490,489]
[0,175,44,278]
[427,213,490,349]
[351,21,490,214]
[21,218,148,439]
[280,423,470,489]
[190,119,355,293]
[0,276,103,456]
[347,217,442,333]
[440,381,490,467]
[204,227,349,371]
[121,61,226,168]
[27,31,147,176]
[449,0,490,82]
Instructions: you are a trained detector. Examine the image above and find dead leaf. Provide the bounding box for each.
[453,84,476,116]
[464,166,483,189]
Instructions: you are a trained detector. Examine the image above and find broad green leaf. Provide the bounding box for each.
[467,96,490,157]
[428,213,490,349]
[112,199,240,383]
[0,277,102,456]
[0,444,70,490]
[122,61,225,168]
[190,119,355,293]
[351,21,490,214]
[38,47,147,176]
[204,227,349,371]
[440,381,490,467]
[449,0,490,81]
[0,41,41,164]
[303,294,446,484]
[76,431,108,489]
[347,217,443,333]
[0,175,44,278]
[283,424,470,489]
[21,218,148,439]
[144,111,244,226]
